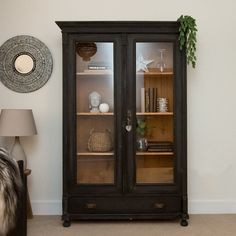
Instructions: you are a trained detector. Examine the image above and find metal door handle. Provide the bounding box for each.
[85,203,97,209]
[154,202,165,209]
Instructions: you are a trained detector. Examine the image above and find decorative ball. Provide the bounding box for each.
[99,103,109,113]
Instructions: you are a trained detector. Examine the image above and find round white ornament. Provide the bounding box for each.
[99,103,109,113]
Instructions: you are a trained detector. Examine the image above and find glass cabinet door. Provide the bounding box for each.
[76,42,115,184]
[135,42,174,184]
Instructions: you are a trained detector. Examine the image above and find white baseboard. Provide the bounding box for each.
[189,200,236,214]
[32,200,62,215]
[31,200,236,215]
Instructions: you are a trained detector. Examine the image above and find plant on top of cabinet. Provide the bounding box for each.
[177,15,197,68]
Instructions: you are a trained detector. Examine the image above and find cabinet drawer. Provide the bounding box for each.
[68,196,181,214]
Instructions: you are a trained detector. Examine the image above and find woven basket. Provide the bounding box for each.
[88,129,112,152]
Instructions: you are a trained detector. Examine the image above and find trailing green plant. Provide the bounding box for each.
[177,15,197,68]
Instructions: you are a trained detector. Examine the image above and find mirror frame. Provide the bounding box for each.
[0,35,53,93]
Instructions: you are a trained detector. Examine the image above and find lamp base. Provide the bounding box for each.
[11,136,27,169]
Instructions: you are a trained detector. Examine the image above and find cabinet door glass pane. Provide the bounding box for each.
[76,42,114,184]
[136,42,174,184]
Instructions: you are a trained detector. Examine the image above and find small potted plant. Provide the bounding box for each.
[136,118,149,151]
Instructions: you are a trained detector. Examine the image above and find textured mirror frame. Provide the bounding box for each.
[0,35,53,93]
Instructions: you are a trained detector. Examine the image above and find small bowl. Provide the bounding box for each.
[76,42,97,61]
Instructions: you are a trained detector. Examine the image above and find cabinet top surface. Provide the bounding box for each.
[55,21,180,33]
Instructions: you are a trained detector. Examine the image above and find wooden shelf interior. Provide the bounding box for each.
[77,156,114,184]
[76,75,114,113]
[136,68,173,113]
[136,154,173,167]
[76,154,174,184]
[141,115,173,142]
[76,114,173,153]
[75,42,174,185]
[136,167,173,183]
[76,42,113,74]
[136,154,173,183]
[77,115,114,154]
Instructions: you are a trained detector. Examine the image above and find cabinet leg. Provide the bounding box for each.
[63,219,71,227]
[180,214,188,226]
[62,215,71,227]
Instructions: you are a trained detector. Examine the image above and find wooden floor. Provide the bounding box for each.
[28,215,236,236]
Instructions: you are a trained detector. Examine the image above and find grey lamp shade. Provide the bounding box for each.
[0,109,37,136]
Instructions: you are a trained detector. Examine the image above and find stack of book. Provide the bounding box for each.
[147,141,173,152]
[140,87,158,112]
[84,61,112,73]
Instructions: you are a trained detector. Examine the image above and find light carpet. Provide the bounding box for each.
[28,215,236,236]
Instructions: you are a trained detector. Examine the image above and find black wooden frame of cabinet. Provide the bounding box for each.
[56,21,188,227]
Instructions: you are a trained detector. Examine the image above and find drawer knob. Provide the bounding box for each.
[154,202,165,209]
[85,203,97,209]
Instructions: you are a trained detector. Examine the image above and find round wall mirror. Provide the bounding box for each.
[14,54,35,74]
[0,35,53,93]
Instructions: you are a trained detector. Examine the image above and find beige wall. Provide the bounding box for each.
[0,0,236,214]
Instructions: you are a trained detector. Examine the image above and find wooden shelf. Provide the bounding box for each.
[77,68,172,76]
[77,152,114,156]
[136,152,174,156]
[137,68,173,76]
[77,112,114,116]
[77,71,113,76]
[77,112,171,116]
[77,152,172,156]
[136,112,173,116]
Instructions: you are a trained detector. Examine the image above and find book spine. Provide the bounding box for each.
[145,89,150,112]
[152,87,155,112]
[141,88,145,113]
[147,148,173,152]
[154,88,157,112]
[150,87,153,112]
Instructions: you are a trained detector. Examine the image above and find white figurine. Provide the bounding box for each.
[136,54,153,72]
[89,91,101,112]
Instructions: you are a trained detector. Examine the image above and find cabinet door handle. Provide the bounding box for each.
[154,202,165,209]
[85,203,97,209]
[125,110,132,132]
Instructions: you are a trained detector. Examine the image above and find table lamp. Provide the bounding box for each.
[0,109,37,168]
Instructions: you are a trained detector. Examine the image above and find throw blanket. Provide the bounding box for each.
[0,148,23,236]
